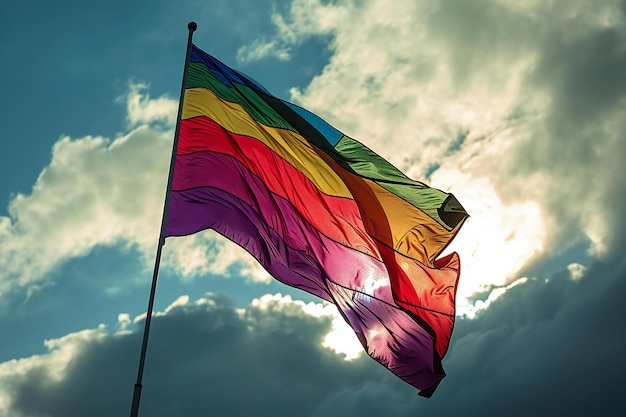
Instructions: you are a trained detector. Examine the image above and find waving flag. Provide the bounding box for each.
[165,44,468,397]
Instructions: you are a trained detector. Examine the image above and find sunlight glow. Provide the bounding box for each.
[434,168,547,316]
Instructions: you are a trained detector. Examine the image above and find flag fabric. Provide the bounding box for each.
[165,44,468,397]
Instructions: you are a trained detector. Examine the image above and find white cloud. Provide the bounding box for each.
[116,313,132,336]
[252,293,363,359]
[0,291,361,416]
[236,0,346,63]
[122,83,178,128]
[162,294,190,315]
[0,326,108,415]
[0,126,170,295]
[249,0,626,311]
[0,83,272,299]
[461,277,529,319]
[434,168,546,315]
[237,38,292,63]
[164,233,272,283]
[567,263,586,281]
[0,289,385,417]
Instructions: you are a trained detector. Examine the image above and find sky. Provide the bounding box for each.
[1,0,625,416]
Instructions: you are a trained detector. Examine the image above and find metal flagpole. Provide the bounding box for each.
[129,21,197,417]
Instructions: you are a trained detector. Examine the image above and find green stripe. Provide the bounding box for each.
[333,136,451,229]
[186,62,295,131]
[380,183,450,229]
[186,61,460,229]
[333,136,421,186]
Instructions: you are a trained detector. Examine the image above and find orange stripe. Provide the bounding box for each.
[181,101,454,264]
[177,117,380,259]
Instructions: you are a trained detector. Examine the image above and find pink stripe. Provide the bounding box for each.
[167,185,445,395]
[174,150,379,259]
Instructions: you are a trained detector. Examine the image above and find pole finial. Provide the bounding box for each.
[188,21,197,32]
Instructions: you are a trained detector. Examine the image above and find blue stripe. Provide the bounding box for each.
[190,45,271,94]
[282,101,344,146]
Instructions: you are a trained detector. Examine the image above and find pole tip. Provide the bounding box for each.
[188,22,197,32]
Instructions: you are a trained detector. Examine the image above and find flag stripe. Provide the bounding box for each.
[282,101,344,146]
[168,185,391,302]
[167,185,446,394]
[314,147,458,266]
[332,136,450,227]
[177,117,349,202]
[184,59,460,230]
[182,88,352,198]
[379,244,459,358]
[186,61,293,131]
[181,90,456,261]
[168,151,459,349]
[258,93,460,232]
[166,44,469,395]
[190,46,271,94]
[173,150,380,260]
[177,116,454,264]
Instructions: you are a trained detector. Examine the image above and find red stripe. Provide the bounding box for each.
[177,117,380,260]
[380,245,459,358]
[178,117,459,356]
[312,149,458,358]
[167,185,446,391]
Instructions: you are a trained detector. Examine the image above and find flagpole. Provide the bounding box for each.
[129,21,197,417]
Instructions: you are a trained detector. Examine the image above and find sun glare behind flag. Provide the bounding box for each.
[165,43,468,397]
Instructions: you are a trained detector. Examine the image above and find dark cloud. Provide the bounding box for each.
[536,27,626,124]
[4,255,625,417]
[433,259,626,416]
[3,294,382,417]
[407,0,626,260]
[306,260,626,417]
[500,2,626,255]
[416,0,626,263]
[428,0,534,88]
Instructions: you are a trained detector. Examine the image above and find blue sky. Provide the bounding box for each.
[1,1,625,416]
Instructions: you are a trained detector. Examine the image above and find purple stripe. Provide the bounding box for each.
[172,151,376,260]
[167,186,444,393]
[170,152,391,303]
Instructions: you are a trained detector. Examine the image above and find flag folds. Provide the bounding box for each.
[166,44,468,397]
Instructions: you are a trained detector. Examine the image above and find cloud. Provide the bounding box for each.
[423,258,626,416]
[236,0,346,63]
[122,83,178,128]
[0,83,274,299]
[0,293,379,417]
[6,0,623,317]
[163,233,273,283]
[248,0,626,309]
[505,3,626,258]
[432,167,546,313]
[2,255,624,417]
[251,293,363,359]
[0,124,170,295]
[0,326,110,415]
[237,38,293,63]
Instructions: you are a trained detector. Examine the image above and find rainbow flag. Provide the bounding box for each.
[166,44,468,397]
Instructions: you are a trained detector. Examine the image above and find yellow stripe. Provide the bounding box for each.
[183,87,452,263]
[183,88,352,199]
[364,178,455,265]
